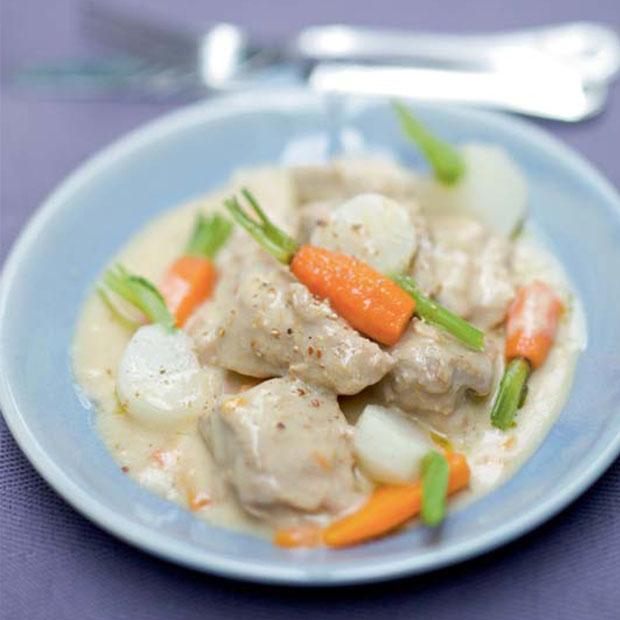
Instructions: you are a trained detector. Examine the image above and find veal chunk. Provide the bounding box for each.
[382,320,496,416]
[193,266,394,395]
[413,215,515,329]
[201,377,360,524]
[293,158,418,205]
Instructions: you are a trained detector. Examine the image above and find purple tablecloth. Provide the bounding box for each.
[1,1,619,618]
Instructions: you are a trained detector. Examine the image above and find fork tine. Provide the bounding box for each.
[82,1,197,66]
[82,1,195,47]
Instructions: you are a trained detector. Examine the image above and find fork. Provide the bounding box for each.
[81,2,277,92]
[81,3,620,87]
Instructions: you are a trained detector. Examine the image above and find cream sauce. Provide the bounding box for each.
[73,163,586,539]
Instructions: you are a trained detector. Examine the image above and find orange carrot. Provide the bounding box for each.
[187,489,211,511]
[274,453,470,549]
[491,281,563,430]
[505,280,563,369]
[324,486,423,549]
[323,452,470,548]
[225,190,415,346]
[161,256,216,327]
[101,216,231,330]
[225,190,485,349]
[160,213,232,327]
[291,246,415,346]
[274,525,324,549]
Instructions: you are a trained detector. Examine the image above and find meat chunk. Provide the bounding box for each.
[206,165,299,292]
[382,320,496,416]
[191,265,394,395]
[473,236,517,328]
[412,215,515,329]
[409,215,439,296]
[293,158,418,205]
[201,377,360,524]
[298,200,338,244]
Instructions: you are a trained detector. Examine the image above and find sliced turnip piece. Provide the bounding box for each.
[116,324,209,429]
[417,144,528,237]
[353,404,432,484]
[310,193,417,274]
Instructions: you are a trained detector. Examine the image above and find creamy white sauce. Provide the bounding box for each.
[435,232,586,503]
[72,163,586,540]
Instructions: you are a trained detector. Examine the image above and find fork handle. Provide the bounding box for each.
[293,22,620,85]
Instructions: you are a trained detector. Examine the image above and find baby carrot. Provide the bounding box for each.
[491,281,563,430]
[102,264,176,331]
[291,245,415,346]
[505,281,563,370]
[225,190,415,346]
[161,256,216,327]
[322,452,470,548]
[226,190,482,349]
[160,213,232,327]
[273,453,469,550]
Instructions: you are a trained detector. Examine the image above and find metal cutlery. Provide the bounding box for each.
[310,63,606,122]
[295,22,620,86]
[12,2,620,121]
[81,4,620,87]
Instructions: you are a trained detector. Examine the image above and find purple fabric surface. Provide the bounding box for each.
[1,1,619,618]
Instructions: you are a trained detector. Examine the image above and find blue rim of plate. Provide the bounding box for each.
[1,89,619,586]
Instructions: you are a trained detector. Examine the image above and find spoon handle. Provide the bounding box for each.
[294,22,620,86]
